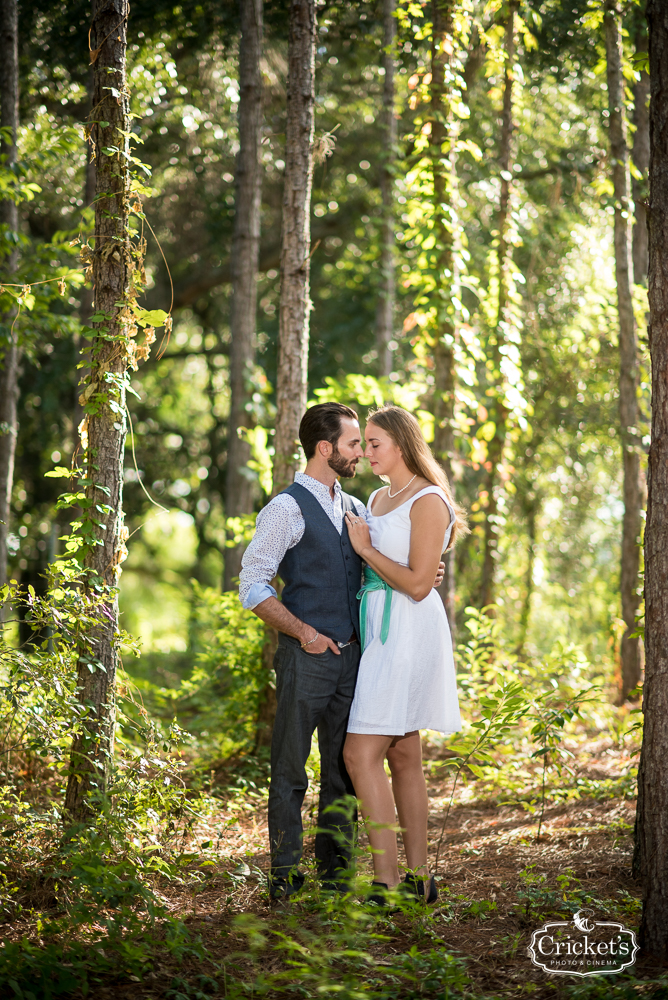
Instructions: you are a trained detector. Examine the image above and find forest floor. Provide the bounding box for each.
[35,732,667,1000]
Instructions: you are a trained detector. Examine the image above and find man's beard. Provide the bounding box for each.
[328,447,357,479]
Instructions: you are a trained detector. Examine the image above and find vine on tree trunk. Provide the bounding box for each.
[52,1,173,822]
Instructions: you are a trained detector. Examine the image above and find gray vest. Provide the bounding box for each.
[278,483,362,643]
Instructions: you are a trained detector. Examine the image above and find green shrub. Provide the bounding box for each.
[175,583,268,759]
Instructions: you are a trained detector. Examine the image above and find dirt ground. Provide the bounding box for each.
[64,733,668,1000]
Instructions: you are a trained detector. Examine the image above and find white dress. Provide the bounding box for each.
[347,486,462,736]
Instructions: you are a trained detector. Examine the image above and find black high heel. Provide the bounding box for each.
[400,873,438,904]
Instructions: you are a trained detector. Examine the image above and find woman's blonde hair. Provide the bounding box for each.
[366,405,469,551]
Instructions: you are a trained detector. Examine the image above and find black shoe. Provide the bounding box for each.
[320,877,352,894]
[319,865,354,894]
[366,881,398,910]
[400,873,438,905]
[269,872,305,902]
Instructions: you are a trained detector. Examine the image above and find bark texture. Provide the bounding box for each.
[632,25,650,288]
[479,0,517,611]
[429,0,458,630]
[517,496,537,656]
[636,0,668,958]
[605,4,643,701]
[376,0,396,378]
[74,62,97,455]
[254,0,315,749]
[272,0,316,496]
[224,0,263,591]
[65,0,131,821]
[0,0,19,594]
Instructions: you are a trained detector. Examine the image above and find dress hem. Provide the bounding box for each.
[347,723,461,736]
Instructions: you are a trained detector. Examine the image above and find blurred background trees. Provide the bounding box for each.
[1,0,651,706]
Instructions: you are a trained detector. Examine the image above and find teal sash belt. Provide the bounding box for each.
[357,566,393,650]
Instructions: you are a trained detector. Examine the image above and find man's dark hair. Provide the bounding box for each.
[299,402,358,460]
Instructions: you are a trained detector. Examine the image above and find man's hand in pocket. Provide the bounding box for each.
[300,630,341,655]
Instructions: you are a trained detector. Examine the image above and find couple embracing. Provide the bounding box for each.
[239,402,466,905]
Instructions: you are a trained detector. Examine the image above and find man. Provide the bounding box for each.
[239,402,443,901]
[239,402,365,900]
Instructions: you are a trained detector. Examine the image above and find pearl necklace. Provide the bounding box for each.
[387,473,417,499]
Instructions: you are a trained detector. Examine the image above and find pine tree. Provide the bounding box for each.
[604,1,642,701]
[376,0,397,378]
[65,0,131,821]
[224,0,264,592]
[0,0,19,597]
[479,0,519,610]
[429,0,459,630]
[272,0,316,496]
[254,0,317,749]
[636,0,668,958]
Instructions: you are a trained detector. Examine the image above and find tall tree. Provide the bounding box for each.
[376,0,396,378]
[429,0,458,631]
[65,0,131,821]
[223,0,263,592]
[605,2,642,701]
[636,0,668,958]
[632,20,650,287]
[73,62,97,453]
[253,0,316,750]
[0,0,19,596]
[479,0,518,610]
[271,0,316,496]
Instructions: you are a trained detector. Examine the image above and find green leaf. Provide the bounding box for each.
[45,466,75,478]
[131,305,169,328]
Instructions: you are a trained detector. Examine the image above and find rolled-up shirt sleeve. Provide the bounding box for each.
[238,495,304,610]
[243,580,278,609]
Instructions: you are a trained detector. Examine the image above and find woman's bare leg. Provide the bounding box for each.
[387,731,429,880]
[343,733,399,887]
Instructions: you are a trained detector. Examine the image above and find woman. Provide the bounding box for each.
[343,405,468,905]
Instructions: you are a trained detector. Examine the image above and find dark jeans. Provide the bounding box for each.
[268,633,360,883]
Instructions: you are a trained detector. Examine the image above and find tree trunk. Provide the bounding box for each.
[605,4,642,702]
[272,0,316,496]
[74,61,97,456]
[517,497,537,656]
[463,25,486,94]
[429,0,458,632]
[433,336,456,629]
[224,0,263,592]
[632,22,650,288]
[0,0,19,598]
[376,0,396,379]
[479,0,517,611]
[253,0,316,750]
[636,0,668,957]
[65,0,131,822]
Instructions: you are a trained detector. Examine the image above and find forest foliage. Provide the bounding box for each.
[0,0,662,996]
[9,0,648,663]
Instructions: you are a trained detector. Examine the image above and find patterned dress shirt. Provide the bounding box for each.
[238,471,367,610]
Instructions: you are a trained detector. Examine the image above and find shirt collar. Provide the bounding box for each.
[295,470,341,500]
